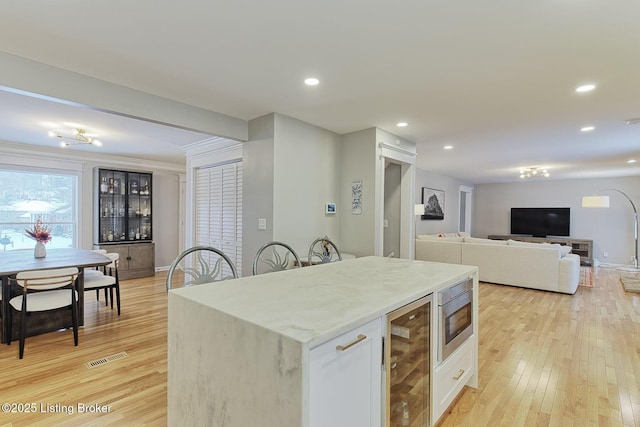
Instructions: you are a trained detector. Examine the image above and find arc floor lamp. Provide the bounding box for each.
[582,189,639,272]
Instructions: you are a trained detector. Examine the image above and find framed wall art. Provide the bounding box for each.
[421,187,445,220]
[351,180,362,214]
[326,202,336,214]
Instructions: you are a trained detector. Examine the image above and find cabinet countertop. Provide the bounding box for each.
[169,256,477,348]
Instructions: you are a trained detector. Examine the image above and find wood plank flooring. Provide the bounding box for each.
[0,274,168,427]
[1,267,639,426]
[438,267,640,427]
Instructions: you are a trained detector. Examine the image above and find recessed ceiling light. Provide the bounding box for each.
[304,77,319,86]
[580,126,595,132]
[396,122,408,127]
[575,84,596,93]
[628,159,637,164]
[443,145,453,150]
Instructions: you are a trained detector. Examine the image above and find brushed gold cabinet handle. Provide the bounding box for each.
[453,369,465,380]
[336,334,367,351]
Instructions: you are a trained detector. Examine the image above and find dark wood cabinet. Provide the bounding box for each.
[94,168,155,279]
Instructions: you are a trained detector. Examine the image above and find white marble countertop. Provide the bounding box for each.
[169,256,477,348]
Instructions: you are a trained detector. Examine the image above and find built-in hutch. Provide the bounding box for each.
[93,168,155,279]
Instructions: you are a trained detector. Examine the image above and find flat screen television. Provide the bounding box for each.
[510,207,570,238]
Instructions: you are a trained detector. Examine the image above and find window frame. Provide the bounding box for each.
[0,162,81,249]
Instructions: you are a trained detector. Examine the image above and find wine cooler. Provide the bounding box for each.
[386,294,432,427]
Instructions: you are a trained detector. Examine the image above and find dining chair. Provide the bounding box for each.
[308,236,343,265]
[252,241,301,275]
[166,246,238,291]
[86,249,109,303]
[7,267,79,359]
[83,252,120,315]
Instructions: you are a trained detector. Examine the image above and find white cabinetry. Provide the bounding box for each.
[309,318,383,427]
[433,336,475,421]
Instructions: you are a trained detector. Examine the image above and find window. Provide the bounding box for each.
[0,169,78,250]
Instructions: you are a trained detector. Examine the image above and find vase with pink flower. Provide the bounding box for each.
[25,219,52,258]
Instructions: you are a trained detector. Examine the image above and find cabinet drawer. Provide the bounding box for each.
[433,338,474,421]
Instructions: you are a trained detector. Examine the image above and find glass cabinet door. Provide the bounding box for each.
[126,172,152,241]
[98,169,127,242]
[386,295,432,427]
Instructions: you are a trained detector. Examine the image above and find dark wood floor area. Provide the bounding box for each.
[1,267,639,426]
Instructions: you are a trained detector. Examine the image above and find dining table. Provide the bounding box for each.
[0,248,111,343]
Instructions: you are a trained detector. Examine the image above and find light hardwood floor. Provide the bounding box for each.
[1,267,639,426]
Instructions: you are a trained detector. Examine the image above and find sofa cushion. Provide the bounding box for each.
[415,238,463,264]
[464,237,508,245]
[417,234,464,242]
[506,239,572,257]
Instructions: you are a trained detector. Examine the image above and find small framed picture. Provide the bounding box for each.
[326,202,337,214]
[421,187,445,220]
[351,180,362,215]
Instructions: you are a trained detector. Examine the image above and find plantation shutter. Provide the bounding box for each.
[195,161,243,275]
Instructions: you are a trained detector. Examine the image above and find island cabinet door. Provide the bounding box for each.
[309,318,383,427]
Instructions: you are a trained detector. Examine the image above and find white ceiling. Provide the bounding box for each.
[0,1,639,183]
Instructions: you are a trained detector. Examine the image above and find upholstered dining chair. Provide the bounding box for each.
[166,246,238,291]
[86,249,109,303]
[308,236,342,265]
[84,252,120,315]
[252,241,302,275]
[7,267,79,359]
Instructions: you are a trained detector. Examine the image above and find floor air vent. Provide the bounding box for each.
[85,351,129,368]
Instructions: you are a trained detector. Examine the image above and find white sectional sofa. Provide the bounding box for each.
[415,234,580,294]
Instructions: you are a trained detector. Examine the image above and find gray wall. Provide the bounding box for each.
[242,113,342,270]
[242,114,276,273]
[415,168,472,236]
[474,176,640,266]
[340,128,377,256]
[273,114,341,254]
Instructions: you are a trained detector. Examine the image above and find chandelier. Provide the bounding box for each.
[48,128,103,147]
[519,167,549,179]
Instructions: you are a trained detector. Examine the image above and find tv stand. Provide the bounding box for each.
[488,235,593,266]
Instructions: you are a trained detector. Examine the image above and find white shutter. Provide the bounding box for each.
[194,162,243,276]
[195,168,211,247]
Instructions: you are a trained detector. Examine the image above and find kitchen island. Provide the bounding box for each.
[168,256,478,426]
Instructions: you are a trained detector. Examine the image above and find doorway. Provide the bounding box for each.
[384,162,402,258]
[458,185,473,234]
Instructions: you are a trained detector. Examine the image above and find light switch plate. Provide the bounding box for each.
[383,219,389,228]
[258,218,267,230]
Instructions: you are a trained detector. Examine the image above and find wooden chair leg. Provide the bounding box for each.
[18,294,29,358]
[6,307,12,345]
[71,292,78,347]
[115,285,121,316]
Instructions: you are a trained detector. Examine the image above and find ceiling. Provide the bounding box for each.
[0,1,639,183]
